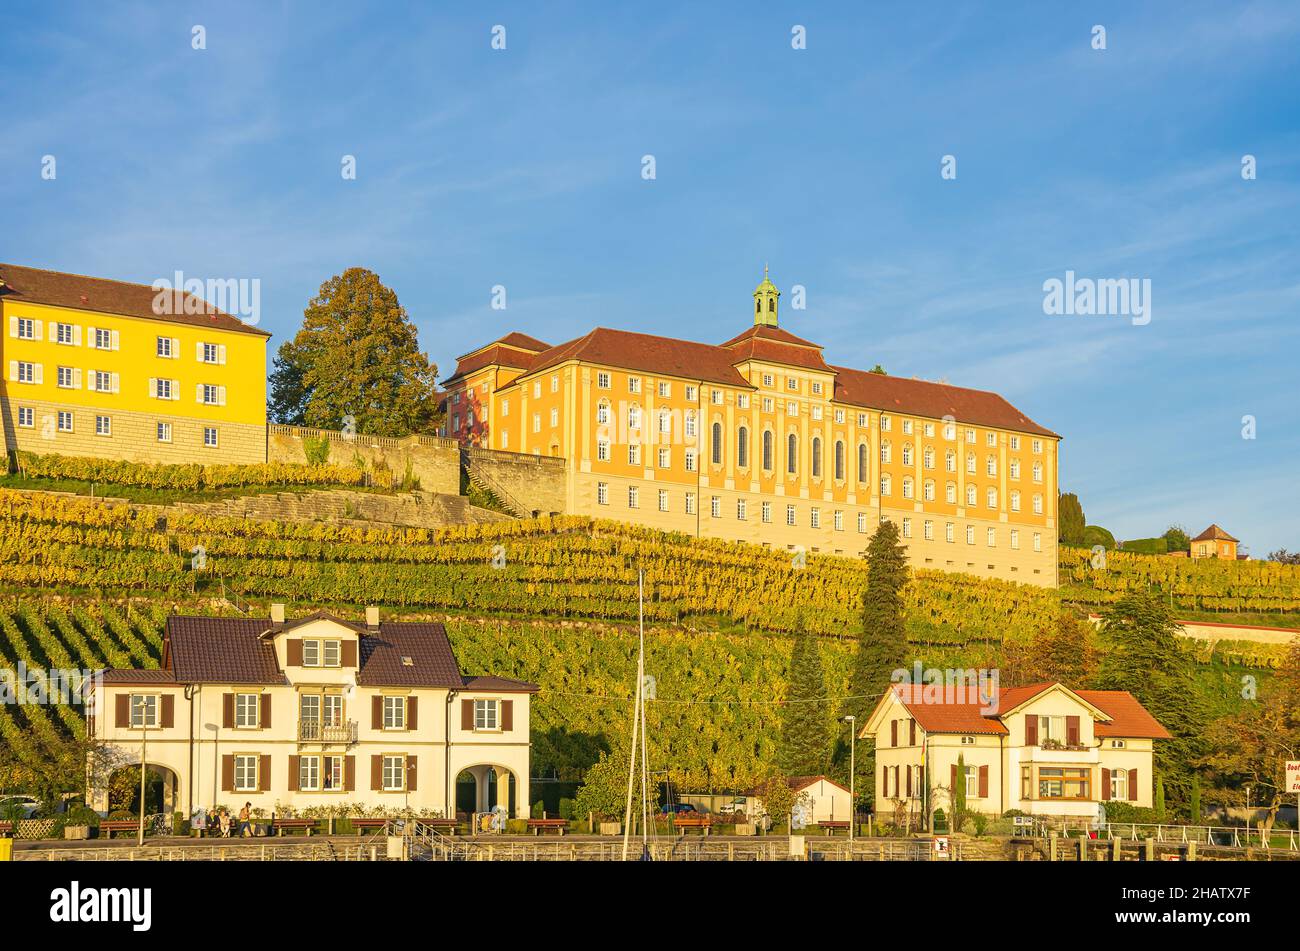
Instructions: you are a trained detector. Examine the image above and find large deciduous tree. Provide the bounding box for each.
[269,268,441,435]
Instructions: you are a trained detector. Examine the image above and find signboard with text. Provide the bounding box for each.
[1286,760,1300,794]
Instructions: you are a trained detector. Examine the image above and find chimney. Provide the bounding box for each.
[270,603,286,624]
[366,606,380,630]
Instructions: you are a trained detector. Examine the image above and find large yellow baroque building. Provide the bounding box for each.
[442,272,1061,586]
[1,264,270,464]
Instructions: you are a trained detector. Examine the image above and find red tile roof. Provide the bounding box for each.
[100,668,177,684]
[0,263,271,337]
[524,327,754,389]
[884,682,1170,740]
[461,675,540,693]
[445,332,553,384]
[1192,524,1238,543]
[833,365,1058,437]
[788,774,851,794]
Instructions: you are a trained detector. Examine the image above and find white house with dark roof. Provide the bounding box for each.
[88,606,537,820]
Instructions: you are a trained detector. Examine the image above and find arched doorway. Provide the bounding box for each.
[454,765,518,819]
[106,763,180,817]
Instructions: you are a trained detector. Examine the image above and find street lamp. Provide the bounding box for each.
[840,715,856,846]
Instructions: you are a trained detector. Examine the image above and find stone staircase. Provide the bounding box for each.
[171,488,513,529]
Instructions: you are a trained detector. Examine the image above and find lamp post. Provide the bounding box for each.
[841,715,856,846]
[137,728,148,847]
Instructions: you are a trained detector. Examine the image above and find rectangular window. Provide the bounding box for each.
[382,755,406,791]
[657,447,670,468]
[737,393,749,409]
[987,527,996,547]
[1110,770,1128,801]
[657,382,670,398]
[787,378,798,391]
[902,419,913,435]
[658,489,669,512]
[16,361,36,384]
[129,694,158,728]
[57,366,75,388]
[857,512,867,533]
[628,376,641,393]
[323,641,341,667]
[16,317,36,339]
[597,482,608,505]
[924,520,934,541]
[532,414,540,433]
[95,328,111,350]
[323,755,344,791]
[1033,532,1042,552]
[597,440,609,461]
[946,522,955,543]
[299,755,321,792]
[628,486,639,508]
[736,499,746,520]
[502,399,509,417]
[1010,529,1020,550]
[597,372,611,389]
[154,378,174,400]
[786,505,796,526]
[234,755,259,792]
[762,397,773,413]
[96,415,111,436]
[710,389,723,405]
[685,492,696,515]
[57,411,73,432]
[628,443,640,465]
[685,385,697,402]
[761,501,772,523]
[234,693,260,728]
[1032,439,1042,453]
[203,342,220,364]
[762,374,774,387]
[473,699,499,730]
[786,401,798,416]
[834,510,844,531]
[811,381,822,395]
[684,450,696,472]
[302,639,320,667]
[966,525,975,545]
[810,507,820,529]
[383,696,406,730]
[1010,436,1020,450]
[204,427,219,448]
[1036,767,1090,801]
[902,517,912,538]
[551,374,559,393]
[156,336,173,358]
[17,407,33,428]
[711,496,721,518]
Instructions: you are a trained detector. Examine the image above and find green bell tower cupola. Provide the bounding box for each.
[753,265,780,328]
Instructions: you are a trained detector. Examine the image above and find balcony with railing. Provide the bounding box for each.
[298,719,358,745]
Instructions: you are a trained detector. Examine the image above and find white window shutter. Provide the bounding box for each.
[33,364,43,384]
[218,385,226,406]
[111,330,120,351]
[8,316,17,337]
[171,337,180,358]
[149,377,157,398]
[7,361,15,381]
[85,369,94,391]
[196,341,204,361]
[73,368,82,389]
[218,344,227,365]
[73,325,82,346]
[172,379,180,401]
[111,372,120,394]
[32,321,43,341]
[87,326,97,349]
[196,383,204,403]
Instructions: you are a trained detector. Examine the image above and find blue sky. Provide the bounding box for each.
[3,2,1298,554]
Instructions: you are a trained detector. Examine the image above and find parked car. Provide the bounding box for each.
[0,795,41,819]
[658,803,698,818]
[717,798,748,816]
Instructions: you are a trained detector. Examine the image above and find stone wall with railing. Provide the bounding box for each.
[461,447,567,517]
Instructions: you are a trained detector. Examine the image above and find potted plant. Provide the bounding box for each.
[62,805,99,840]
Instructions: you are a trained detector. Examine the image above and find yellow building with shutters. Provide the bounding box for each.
[1,263,270,464]
[442,270,1063,586]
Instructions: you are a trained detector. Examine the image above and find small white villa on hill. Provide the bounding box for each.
[862,681,1170,821]
[88,606,537,820]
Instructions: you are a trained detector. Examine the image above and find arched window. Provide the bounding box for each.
[768,299,775,312]
[858,443,868,482]
[966,485,977,506]
[737,426,749,469]
[787,433,798,474]
[596,401,610,426]
[946,482,957,504]
[711,422,723,466]
[811,437,822,479]
[762,430,773,470]
[902,476,914,499]
[880,440,891,464]
[834,440,845,481]
[945,450,955,472]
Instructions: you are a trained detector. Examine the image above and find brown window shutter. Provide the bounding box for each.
[978,765,989,799]
[950,765,957,796]
[890,720,898,747]
[372,695,383,730]
[259,755,271,792]
[407,697,418,731]
[222,693,234,729]
[344,756,355,792]
[905,765,912,798]
[260,693,271,729]
[286,639,303,666]
[288,755,300,792]
[908,719,916,745]
[1101,768,1111,801]
[501,700,513,731]
[407,756,417,792]
[221,755,234,792]
[342,640,357,667]
[371,755,382,791]
[462,698,473,730]
[160,694,174,729]
[115,694,130,728]
[1066,716,1079,746]
[1128,769,1138,802]
[1025,715,1038,747]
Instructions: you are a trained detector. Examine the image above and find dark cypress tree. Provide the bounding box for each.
[837,519,910,800]
[1058,492,1086,545]
[778,629,831,776]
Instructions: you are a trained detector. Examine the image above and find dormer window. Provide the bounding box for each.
[302,639,342,668]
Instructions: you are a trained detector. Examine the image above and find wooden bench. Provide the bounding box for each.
[272,818,318,837]
[99,820,142,839]
[351,818,391,835]
[425,818,459,835]
[818,820,850,836]
[527,818,568,836]
[672,815,712,835]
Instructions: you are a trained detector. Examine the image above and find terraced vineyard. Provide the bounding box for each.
[0,489,1059,642]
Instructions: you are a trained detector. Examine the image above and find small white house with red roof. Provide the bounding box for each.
[861,681,1170,821]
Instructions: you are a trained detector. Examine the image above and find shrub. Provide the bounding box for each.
[971,813,989,837]
[304,437,330,467]
[932,808,948,832]
[505,818,528,835]
[558,797,576,820]
[530,801,545,819]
